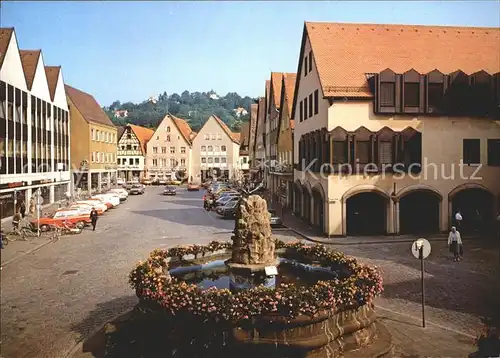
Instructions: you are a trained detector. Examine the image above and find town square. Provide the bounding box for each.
[0,1,499,357]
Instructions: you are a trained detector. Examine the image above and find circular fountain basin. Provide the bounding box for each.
[166,255,393,357]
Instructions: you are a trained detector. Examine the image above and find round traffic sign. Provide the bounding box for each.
[411,238,431,259]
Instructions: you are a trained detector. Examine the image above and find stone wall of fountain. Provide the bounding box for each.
[227,195,278,271]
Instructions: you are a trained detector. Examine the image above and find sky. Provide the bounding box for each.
[1,1,499,106]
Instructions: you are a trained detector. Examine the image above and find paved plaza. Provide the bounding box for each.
[1,186,498,357]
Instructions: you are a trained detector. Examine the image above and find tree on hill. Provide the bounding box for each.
[104,91,255,132]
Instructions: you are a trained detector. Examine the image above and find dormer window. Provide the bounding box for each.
[377,69,398,113]
[470,70,493,115]
[353,126,373,166]
[426,70,446,114]
[447,71,470,115]
[402,69,422,112]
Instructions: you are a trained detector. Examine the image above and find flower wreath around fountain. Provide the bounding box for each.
[129,240,383,323]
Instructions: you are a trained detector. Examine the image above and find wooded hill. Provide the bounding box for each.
[104,90,255,132]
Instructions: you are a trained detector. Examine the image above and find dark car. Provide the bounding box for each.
[129,184,144,195]
[215,195,239,207]
[216,200,239,218]
[163,186,177,195]
[268,209,283,227]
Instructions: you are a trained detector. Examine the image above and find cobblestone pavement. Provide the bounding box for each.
[1,187,497,357]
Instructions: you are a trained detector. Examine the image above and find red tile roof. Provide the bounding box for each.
[212,115,240,144]
[19,50,41,90]
[129,124,154,155]
[0,28,14,69]
[282,73,297,117]
[270,72,284,109]
[304,22,500,98]
[171,114,195,145]
[239,121,250,147]
[65,85,115,127]
[45,66,60,101]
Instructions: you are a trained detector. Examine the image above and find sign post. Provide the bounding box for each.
[34,189,43,237]
[411,238,431,328]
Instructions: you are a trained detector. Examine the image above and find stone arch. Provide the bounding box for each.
[397,184,443,201]
[397,184,443,234]
[342,184,390,202]
[448,182,494,199]
[302,181,312,224]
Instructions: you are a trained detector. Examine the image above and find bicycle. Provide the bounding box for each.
[48,225,62,242]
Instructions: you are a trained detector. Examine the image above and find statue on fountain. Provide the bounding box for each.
[226,182,278,272]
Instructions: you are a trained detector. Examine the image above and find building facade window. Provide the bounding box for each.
[221,157,226,163]
[161,146,166,153]
[181,146,186,154]
[314,90,319,115]
[152,147,158,154]
[214,157,220,163]
[221,145,226,152]
[180,158,185,166]
[208,157,213,164]
[304,97,308,120]
[404,82,420,108]
[201,145,206,151]
[487,139,500,166]
[201,157,206,163]
[170,147,175,154]
[428,83,444,110]
[378,141,393,164]
[380,83,395,107]
[299,100,303,122]
[166,126,170,132]
[463,139,480,165]
[308,93,313,117]
[208,145,213,151]
[304,55,308,77]
[170,159,176,167]
[152,159,158,167]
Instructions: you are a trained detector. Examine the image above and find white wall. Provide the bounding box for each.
[30,53,51,102]
[0,31,27,91]
[52,68,69,111]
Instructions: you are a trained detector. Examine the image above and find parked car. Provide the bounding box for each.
[163,186,177,195]
[187,183,200,191]
[158,178,167,185]
[268,209,283,227]
[141,178,152,185]
[216,201,238,218]
[70,203,104,216]
[76,200,108,213]
[86,197,113,209]
[216,195,239,207]
[166,180,182,186]
[129,184,144,195]
[108,188,128,201]
[32,209,91,232]
[92,194,120,208]
[116,178,125,186]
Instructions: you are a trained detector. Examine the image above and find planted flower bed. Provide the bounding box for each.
[128,240,392,357]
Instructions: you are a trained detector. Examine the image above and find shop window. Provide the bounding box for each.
[487,139,500,166]
[463,139,480,165]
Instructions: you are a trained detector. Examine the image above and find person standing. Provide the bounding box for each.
[448,226,463,262]
[19,201,26,218]
[455,210,463,228]
[89,207,98,231]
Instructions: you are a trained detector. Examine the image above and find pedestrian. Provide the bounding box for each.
[455,210,463,228]
[19,201,26,218]
[448,226,463,262]
[12,211,22,231]
[90,207,98,231]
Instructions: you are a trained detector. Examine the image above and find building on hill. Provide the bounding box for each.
[113,109,128,118]
[191,115,240,182]
[117,124,154,181]
[292,21,500,236]
[146,113,195,181]
[0,27,71,220]
[66,84,118,194]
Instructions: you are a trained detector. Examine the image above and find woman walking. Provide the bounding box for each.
[448,226,463,262]
[90,207,98,231]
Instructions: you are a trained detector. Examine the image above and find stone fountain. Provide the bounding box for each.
[128,183,395,357]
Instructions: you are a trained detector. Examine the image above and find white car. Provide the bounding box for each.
[117,178,125,186]
[109,188,128,200]
[76,200,108,212]
[93,194,120,207]
[69,204,92,216]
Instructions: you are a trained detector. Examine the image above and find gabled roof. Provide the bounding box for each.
[45,66,60,101]
[0,28,14,69]
[65,84,115,128]
[171,114,195,145]
[19,50,41,90]
[239,122,250,147]
[117,126,125,139]
[264,80,271,117]
[307,21,500,98]
[277,73,297,138]
[270,72,284,109]
[129,124,154,155]
[211,115,240,144]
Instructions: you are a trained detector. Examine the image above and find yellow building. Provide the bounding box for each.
[66,85,118,194]
[292,22,500,237]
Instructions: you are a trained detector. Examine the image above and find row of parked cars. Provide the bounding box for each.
[205,183,283,227]
[32,187,130,232]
